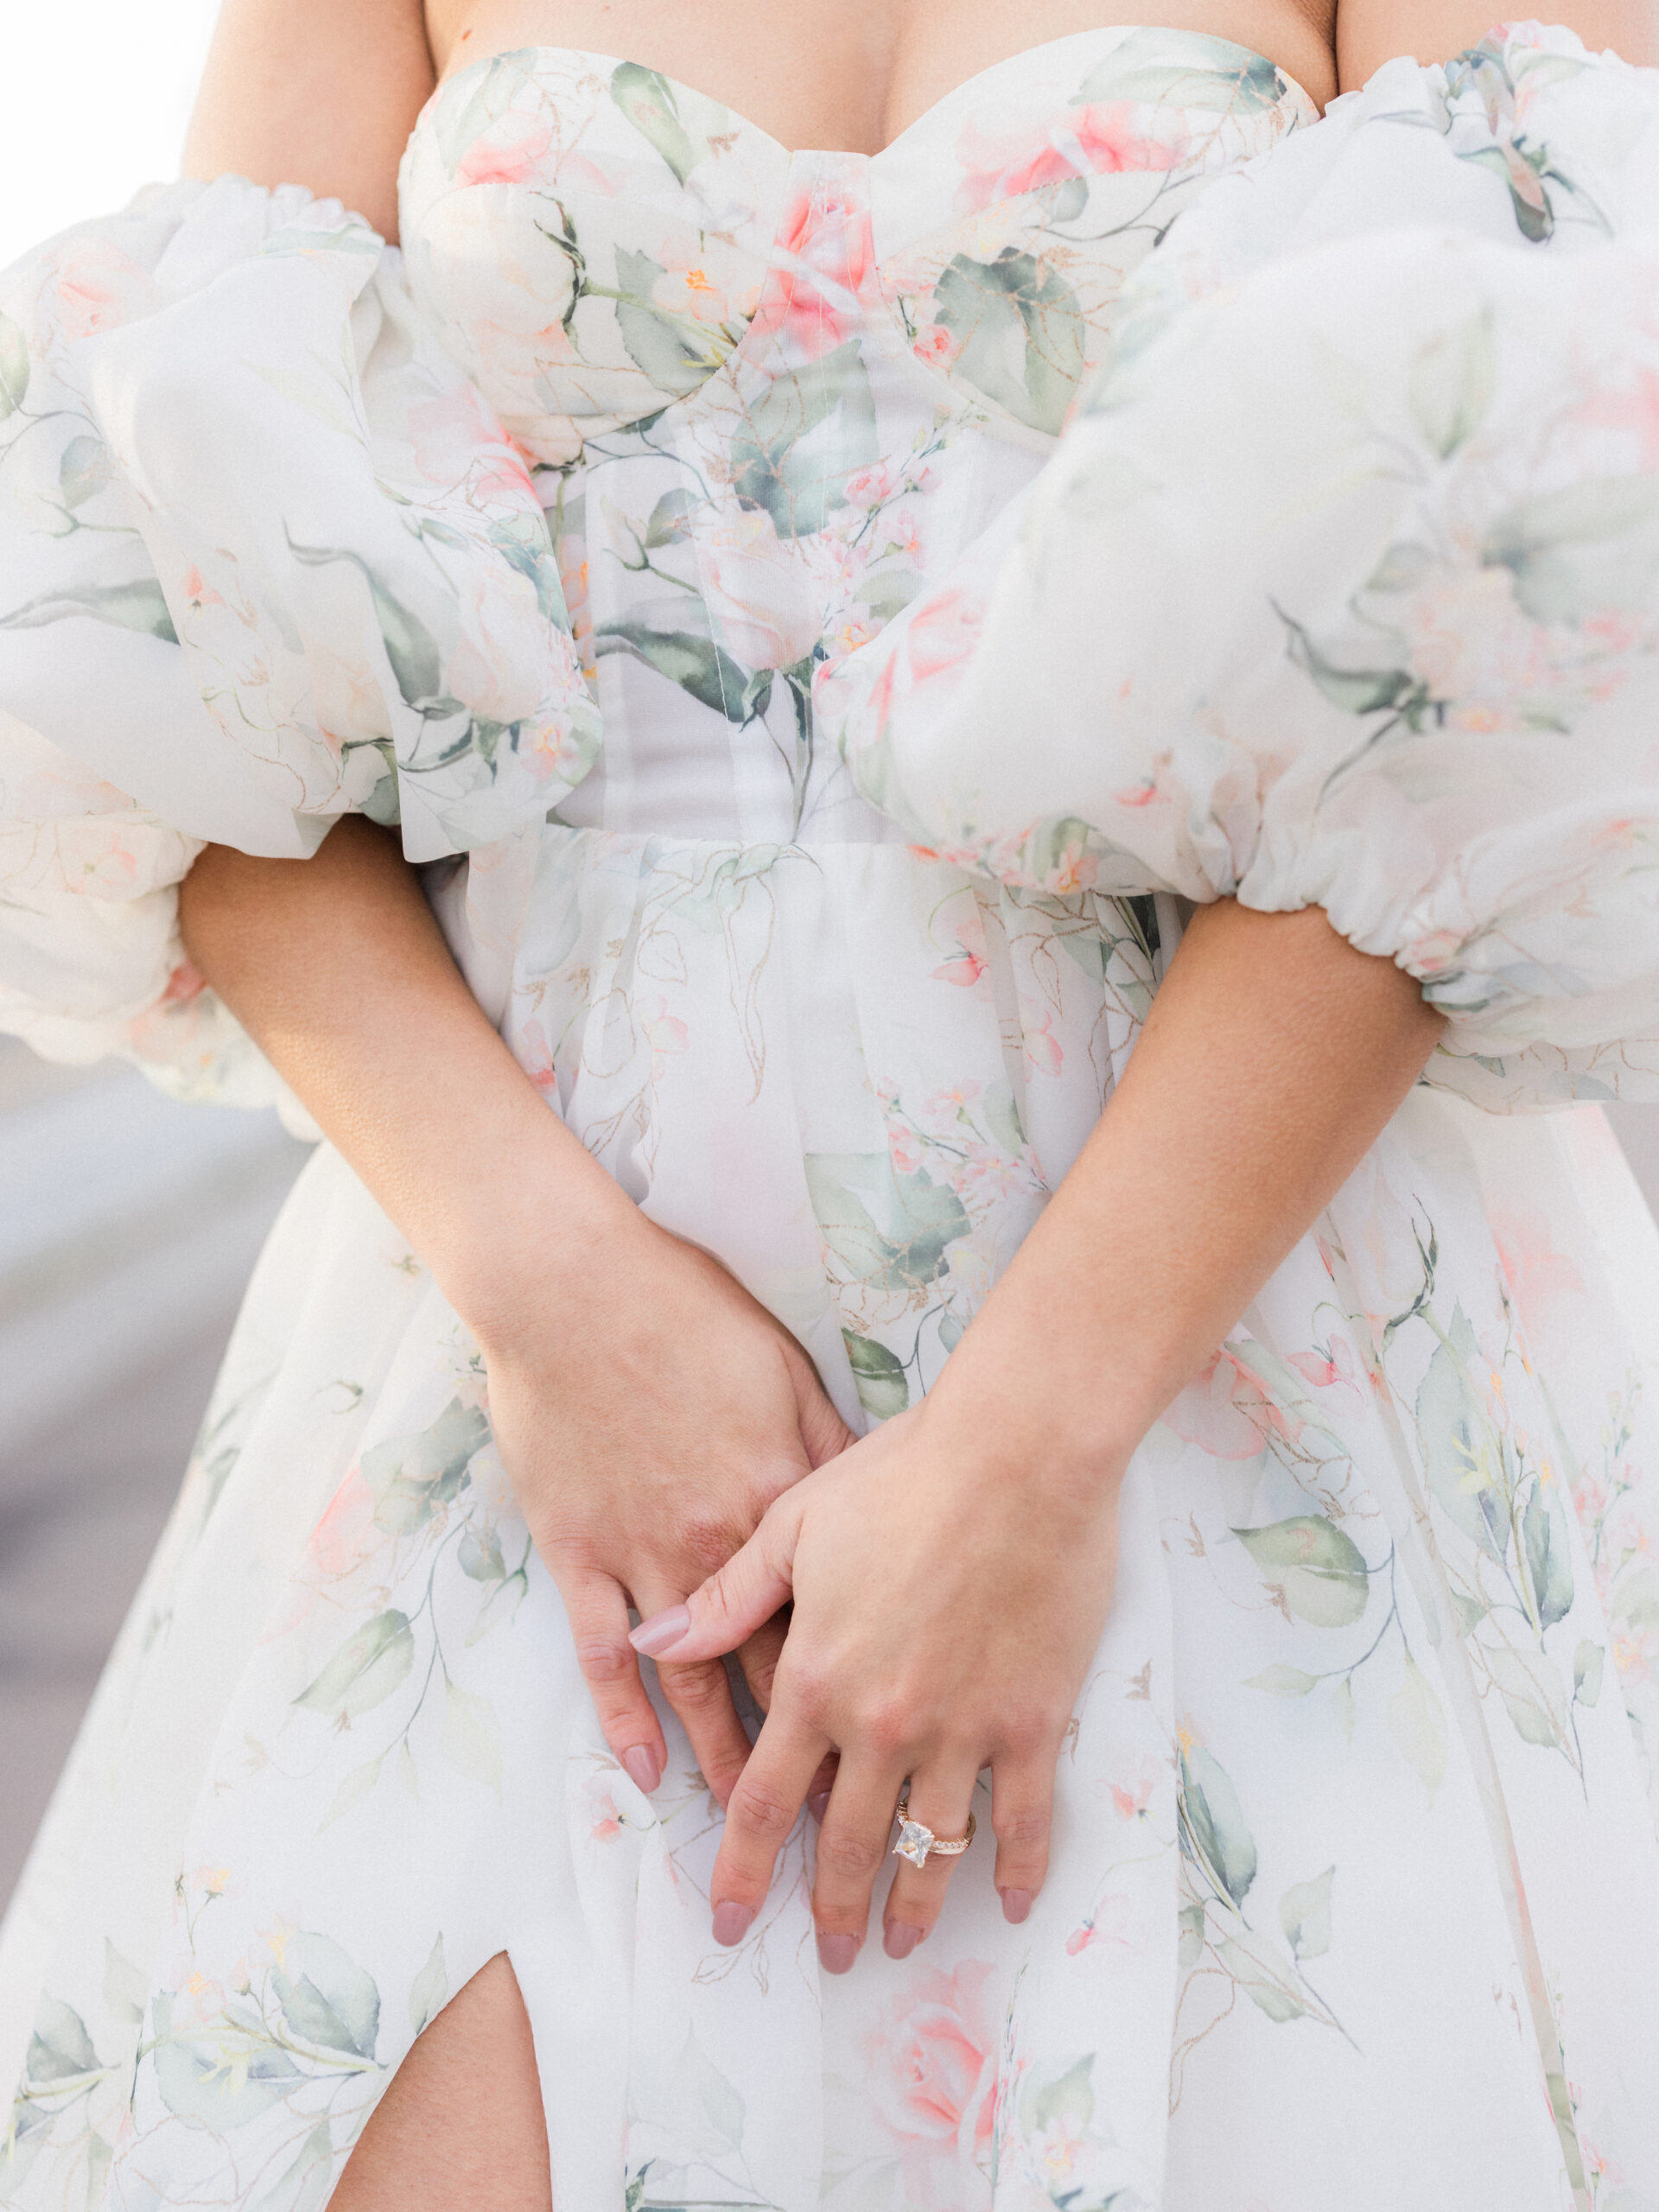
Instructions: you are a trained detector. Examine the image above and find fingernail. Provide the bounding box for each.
[807,1789,832,1823]
[817,1930,859,1975]
[712,1901,755,1947]
[883,1921,924,1961]
[631,1605,691,1657]
[1001,1888,1033,1927]
[620,1744,661,1795]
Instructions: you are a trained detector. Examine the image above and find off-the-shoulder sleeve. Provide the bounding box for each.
[817,26,1659,1111]
[0,174,599,1096]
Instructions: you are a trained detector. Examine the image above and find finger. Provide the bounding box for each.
[807,1750,840,1824]
[633,1577,755,1812]
[786,1344,857,1468]
[880,1762,983,1961]
[811,1751,912,1974]
[709,1709,829,1947]
[563,1568,667,1796]
[989,1753,1057,1926]
[736,1610,790,1715]
[632,1491,805,1665]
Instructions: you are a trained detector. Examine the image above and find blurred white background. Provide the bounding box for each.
[4,1,1659,1925]
[0,3,312,1907]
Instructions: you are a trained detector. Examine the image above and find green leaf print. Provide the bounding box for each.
[273,1932,381,2061]
[613,248,731,398]
[103,1942,149,2029]
[0,312,29,418]
[432,49,530,170]
[610,63,701,185]
[667,2030,747,2157]
[1522,1484,1574,1632]
[410,1934,448,2036]
[1179,1745,1257,1909]
[1457,142,1554,244]
[294,1608,416,1722]
[1388,1656,1447,1802]
[596,622,758,719]
[459,1524,506,1581]
[361,1396,491,1537]
[1216,1930,1308,2024]
[1234,1516,1370,1630]
[1018,2053,1096,2140]
[441,1681,504,1796]
[1281,611,1420,719]
[0,576,178,644]
[284,535,451,711]
[1177,1901,1207,1967]
[643,486,697,548]
[1279,1867,1334,1960]
[1245,1664,1319,1697]
[1573,1639,1605,1707]
[1408,308,1496,460]
[25,1996,98,2086]
[1483,476,1659,626]
[1416,1311,1508,1560]
[840,1329,910,1421]
[932,251,1085,437]
[1483,1641,1567,1749]
[1075,28,1287,111]
[151,1992,301,2130]
[804,1152,972,1296]
[57,434,111,511]
[729,340,878,537]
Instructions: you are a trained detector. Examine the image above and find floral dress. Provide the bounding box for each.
[3,22,1659,2212]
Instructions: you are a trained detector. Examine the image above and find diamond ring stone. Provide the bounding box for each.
[891,1789,976,1868]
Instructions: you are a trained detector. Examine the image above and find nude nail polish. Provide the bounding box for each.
[1001,1888,1033,1926]
[883,1922,923,1961]
[712,1901,755,1946]
[817,1930,859,1974]
[631,1604,691,1656]
[620,1744,661,1794]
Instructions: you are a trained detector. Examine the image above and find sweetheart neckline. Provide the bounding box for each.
[417,23,1317,169]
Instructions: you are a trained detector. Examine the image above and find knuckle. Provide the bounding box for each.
[729,1776,798,1841]
[817,1827,884,1881]
[574,1639,635,1686]
[857,1697,912,1758]
[659,1659,729,1713]
[680,1511,739,1575]
[993,1806,1052,1853]
[779,1660,832,1728]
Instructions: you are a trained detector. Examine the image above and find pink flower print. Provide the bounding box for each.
[753,175,874,358]
[1614,1619,1658,1687]
[406,386,534,504]
[1065,1890,1136,1961]
[447,567,556,728]
[952,118,1078,214]
[1491,1207,1585,1366]
[906,587,984,685]
[1579,364,1659,468]
[864,1961,999,2203]
[455,113,555,188]
[1287,1335,1362,1402]
[168,1966,226,2027]
[1025,1009,1063,1077]
[54,239,154,340]
[887,1119,925,1177]
[702,509,823,670]
[1109,1756,1159,1822]
[303,1465,379,1586]
[518,1017,560,1099]
[912,322,962,371]
[844,461,895,510]
[1572,1464,1611,1527]
[644,997,690,1056]
[652,236,738,329]
[931,945,986,988]
[179,565,223,614]
[1166,1349,1291,1461]
[1071,101,1185,175]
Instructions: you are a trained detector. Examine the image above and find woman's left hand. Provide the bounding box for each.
[630,1398,1122,1969]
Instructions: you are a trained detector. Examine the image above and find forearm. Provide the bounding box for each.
[177,822,637,1342]
[1337,0,1658,86]
[931,900,1445,1478]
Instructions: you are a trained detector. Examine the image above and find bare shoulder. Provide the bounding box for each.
[182,0,435,241]
[1337,0,1658,91]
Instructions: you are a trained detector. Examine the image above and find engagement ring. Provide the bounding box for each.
[892,1789,976,1869]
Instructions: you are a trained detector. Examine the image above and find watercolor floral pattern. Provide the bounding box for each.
[5,22,1659,2212]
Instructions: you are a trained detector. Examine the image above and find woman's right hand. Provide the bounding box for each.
[476,1202,855,1808]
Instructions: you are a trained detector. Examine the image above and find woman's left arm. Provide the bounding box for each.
[1337,0,1658,86]
[637,899,1443,1967]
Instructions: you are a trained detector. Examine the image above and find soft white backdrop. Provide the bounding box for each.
[0,0,219,270]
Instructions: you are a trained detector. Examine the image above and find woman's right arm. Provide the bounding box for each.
[173,0,854,1803]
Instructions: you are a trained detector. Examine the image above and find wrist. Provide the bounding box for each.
[434,1124,648,1363]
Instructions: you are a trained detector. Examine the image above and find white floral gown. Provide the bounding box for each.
[4,22,1659,2210]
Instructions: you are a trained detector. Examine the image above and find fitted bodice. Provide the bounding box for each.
[393,31,1313,842]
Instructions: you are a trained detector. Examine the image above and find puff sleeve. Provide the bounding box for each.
[817,27,1659,1109]
[0,174,598,1096]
